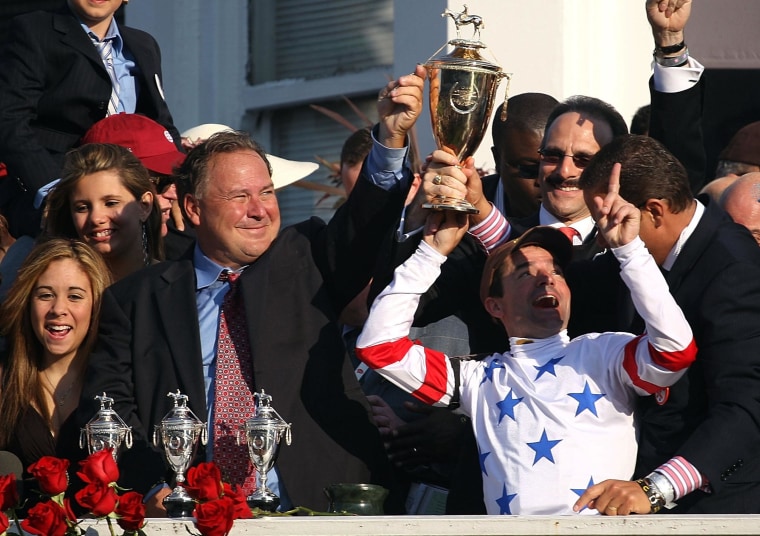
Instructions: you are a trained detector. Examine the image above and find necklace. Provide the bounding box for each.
[42,369,77,407]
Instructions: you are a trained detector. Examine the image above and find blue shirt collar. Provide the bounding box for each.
[80,17,123,51]
[193,244,247,290]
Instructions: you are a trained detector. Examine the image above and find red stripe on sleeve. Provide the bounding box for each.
[647,337,697,371]
[411,347,450,405]
[622,335,662,394]
[355,338,415,369]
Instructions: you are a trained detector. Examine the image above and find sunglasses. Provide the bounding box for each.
[538,149,594,169]
[149,174,175,194]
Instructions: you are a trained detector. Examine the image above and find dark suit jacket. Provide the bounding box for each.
[70,176,406,511]
[638,201,760,513]
[569,200,760,513]
[0,6,180,236]
[649,75,707,194]
[480,174,510,216]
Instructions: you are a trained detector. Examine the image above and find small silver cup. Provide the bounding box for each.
[153,390,208,518]
[237,390,291,511]
[79,392,133,462]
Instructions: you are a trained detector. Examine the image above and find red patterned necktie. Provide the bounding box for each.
[213,271,257,495]
[558,226,580,244]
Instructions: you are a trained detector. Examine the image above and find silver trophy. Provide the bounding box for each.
[152,390,208,518]
[79,392,133,461]
[237,390,292,511]
[422,5,510,214]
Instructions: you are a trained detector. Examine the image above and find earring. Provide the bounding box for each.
[142,221,149,267]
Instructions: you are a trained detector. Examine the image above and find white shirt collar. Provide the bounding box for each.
[539,205,596,245]
[662,199,704,271]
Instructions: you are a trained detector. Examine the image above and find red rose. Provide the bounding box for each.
[77,448,119,485]
[27,456,69,496]
[63,498,79,524]
[194,496,235,536]
[0,473,19,510]
[75,480,118,517]
[21,500,69,536]
[222,482,252,520]
[0,511,8,534]
[115,490,146,532]
[186,462,223,502]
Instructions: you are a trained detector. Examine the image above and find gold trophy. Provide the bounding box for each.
[423,5,510,214]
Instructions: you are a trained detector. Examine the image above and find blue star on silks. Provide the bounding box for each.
[571,476,596,512]
[527,429,562,465]
[496,483,517,515]
[478,446,491,476]
[496,389,523,423]
[534,355,564,380]
[481,358,506,384]
[568,381,606,417]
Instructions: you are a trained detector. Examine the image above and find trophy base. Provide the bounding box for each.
[422,198,480,214]
[164,498,196,519]
[163,489,197,519]
[247,492,280,512]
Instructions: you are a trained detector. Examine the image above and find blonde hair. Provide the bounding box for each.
[0,239,111,446]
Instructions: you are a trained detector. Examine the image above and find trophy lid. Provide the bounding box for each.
[425,6,503,76]
[84,392,131,434]
[244,390,292,437]
[160,390,204,428]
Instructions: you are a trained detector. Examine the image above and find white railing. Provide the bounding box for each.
[31,514,760,536]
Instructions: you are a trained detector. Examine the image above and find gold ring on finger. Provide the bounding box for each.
[433,174,443,186]
[607,506,618,511]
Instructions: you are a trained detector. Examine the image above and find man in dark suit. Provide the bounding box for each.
[70,66,425,514]
[0,0,180,237]
[574,134,760,514]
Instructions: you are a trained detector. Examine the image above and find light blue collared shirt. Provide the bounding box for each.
[193,245,290,508]
[81,18,138,113]
[365,125,411,191]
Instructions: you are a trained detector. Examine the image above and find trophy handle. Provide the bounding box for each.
[152,425,159,448]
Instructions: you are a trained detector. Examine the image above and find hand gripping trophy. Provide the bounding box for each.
[423,4,510,214]
[80,392,133,461]
[153,390,208,518]
[237,390,292,511]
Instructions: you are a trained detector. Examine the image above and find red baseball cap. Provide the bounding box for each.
[82,113,185,175]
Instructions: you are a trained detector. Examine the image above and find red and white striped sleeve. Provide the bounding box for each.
[469,203,511,252]
[655,456,709,501]
[613,237,697,395]
[355,241,458,406]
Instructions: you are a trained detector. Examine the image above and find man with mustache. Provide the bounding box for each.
[507,96,629,256]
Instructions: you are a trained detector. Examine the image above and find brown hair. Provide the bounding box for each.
[578,134,693,212]
[45,143,163,261]
[0,239,111,446]
[175,130,271,203]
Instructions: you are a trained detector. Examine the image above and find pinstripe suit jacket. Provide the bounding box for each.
[0,6,179,235]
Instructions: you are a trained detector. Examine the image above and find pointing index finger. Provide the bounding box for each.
[607,163,622,195]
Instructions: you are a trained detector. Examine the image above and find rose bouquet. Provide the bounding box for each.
[0,473,19,535]
[184,462,252,536]
[0,450,146,536]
